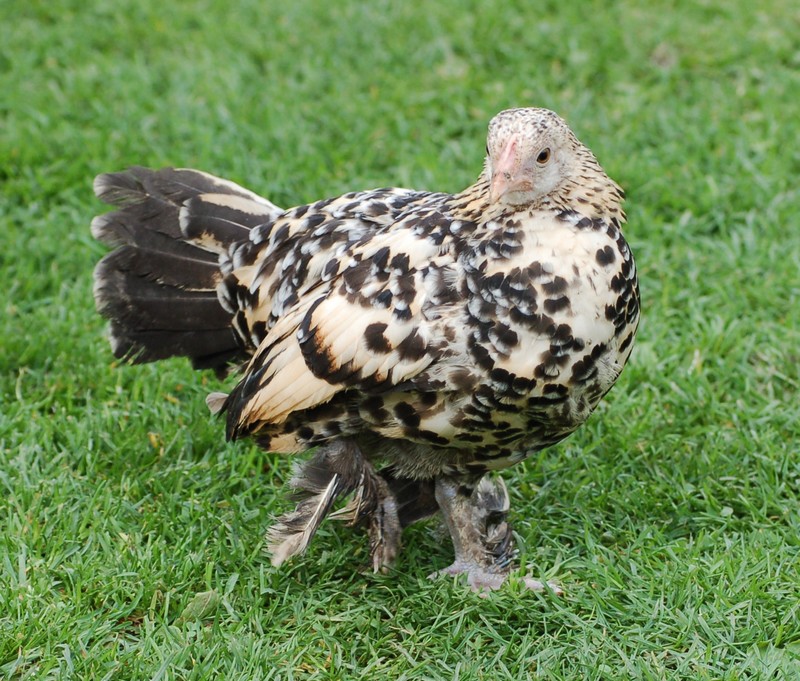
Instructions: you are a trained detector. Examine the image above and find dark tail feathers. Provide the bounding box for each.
[92,166,282,373]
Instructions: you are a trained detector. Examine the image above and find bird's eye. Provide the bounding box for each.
[536,148,551,164]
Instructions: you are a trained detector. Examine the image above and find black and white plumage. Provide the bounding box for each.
[92,108,639,592]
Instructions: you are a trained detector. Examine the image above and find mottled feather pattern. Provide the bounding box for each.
[222,188,638,471]
[92,108,639,588]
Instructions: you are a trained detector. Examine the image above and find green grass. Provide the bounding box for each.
[2,0,800,678]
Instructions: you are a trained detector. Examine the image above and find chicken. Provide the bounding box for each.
[92,108,639,592]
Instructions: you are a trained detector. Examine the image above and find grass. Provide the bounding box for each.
[1,0,799,678]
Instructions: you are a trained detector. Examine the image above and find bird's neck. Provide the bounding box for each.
[451,170,626,228]
[559,175,627,227]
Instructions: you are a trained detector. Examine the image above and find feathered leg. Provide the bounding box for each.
[432,474,561,594]
[269,439,403,572]
[331,463,403,572]
[363,474,401,572]
[267,440,366,566]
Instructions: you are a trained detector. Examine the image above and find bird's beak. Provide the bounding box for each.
[489,136,520,204]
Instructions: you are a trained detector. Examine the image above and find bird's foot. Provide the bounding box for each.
[432,473,562,595]
[430,561,562,595]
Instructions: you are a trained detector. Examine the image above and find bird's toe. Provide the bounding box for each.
[430,560,562,596]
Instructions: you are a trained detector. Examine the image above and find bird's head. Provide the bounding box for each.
[485,108,588,207]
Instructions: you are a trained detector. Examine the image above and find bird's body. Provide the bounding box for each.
[92,108,639,591]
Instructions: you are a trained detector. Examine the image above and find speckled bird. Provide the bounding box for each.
[92,108,639,592]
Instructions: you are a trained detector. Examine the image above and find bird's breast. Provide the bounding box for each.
[436,213,640,463]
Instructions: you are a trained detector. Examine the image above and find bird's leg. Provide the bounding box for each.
[432,474,561,594]
[267,440,366,567]
[432,474,513,591]
[365,473,402,573]
[330,460,402,573]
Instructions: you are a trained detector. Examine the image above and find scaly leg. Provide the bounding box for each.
[432,474,561,594]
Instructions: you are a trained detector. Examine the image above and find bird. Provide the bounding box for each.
[91,107,639,593]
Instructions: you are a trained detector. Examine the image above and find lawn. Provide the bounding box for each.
[2,0,799,678]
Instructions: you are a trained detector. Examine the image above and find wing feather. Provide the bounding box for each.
[223,224,447,442]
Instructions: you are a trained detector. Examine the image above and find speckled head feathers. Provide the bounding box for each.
[488,107,573,141]
[483,108,620,215]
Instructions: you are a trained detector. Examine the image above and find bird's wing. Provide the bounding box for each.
[223,223,450,439]
[216,188,440,345]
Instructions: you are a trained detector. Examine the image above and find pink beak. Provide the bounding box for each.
[489,136,519,203]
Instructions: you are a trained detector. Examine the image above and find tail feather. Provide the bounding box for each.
[92,166,281,252]
[92,166,282,373]
[94,166,280,216]
[180,193,278,253]
[106,327,242,366]
[95,243,220,294]
[91,208,210,261]
[95,256,230,332]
